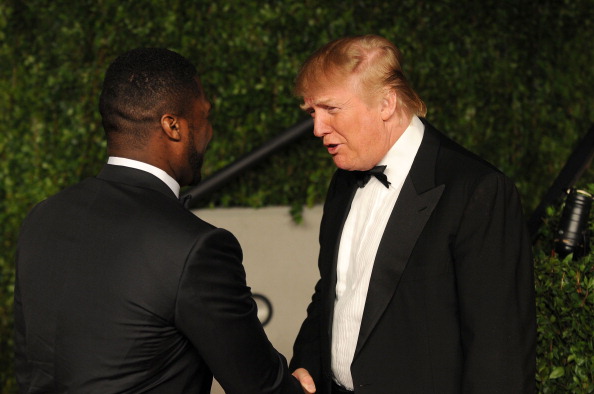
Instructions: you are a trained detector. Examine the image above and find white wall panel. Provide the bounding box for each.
[193,206,323,393]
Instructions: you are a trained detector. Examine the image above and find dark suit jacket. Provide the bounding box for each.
[15,164,301,393]
[290,120,536,393]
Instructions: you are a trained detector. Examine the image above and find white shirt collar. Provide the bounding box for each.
[107,157,181,198]
[378,115,424,189]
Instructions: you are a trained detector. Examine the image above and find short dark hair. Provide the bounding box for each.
[99,48,201,144]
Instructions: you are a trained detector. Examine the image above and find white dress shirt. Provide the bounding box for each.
[331,116,424,390]
[107,157,181,198]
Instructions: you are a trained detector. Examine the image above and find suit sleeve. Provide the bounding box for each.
[175,228,301,394]
[454,172,536,392]
[289,278,323,382]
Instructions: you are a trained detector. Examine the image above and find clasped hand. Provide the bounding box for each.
[292,368,316,393]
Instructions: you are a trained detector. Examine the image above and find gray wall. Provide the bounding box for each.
[193,206,323,393]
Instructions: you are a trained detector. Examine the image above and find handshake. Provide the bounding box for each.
[293,368,316,393]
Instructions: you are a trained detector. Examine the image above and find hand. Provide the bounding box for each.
[292,368,316,393]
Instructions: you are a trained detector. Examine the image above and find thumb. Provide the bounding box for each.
[292,368,316,393]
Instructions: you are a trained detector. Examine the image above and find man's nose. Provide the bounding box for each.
[313,115,331,138]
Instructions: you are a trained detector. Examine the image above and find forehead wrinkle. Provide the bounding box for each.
[303,94,350,108]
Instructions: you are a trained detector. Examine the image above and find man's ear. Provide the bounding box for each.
[380,89,398,121]
[161,114,182,141]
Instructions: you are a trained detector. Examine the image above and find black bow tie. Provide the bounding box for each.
[355,165,391,188]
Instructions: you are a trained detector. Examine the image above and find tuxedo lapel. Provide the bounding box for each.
[321,171,360,337]
[354,178,444,357]
[354,122,445,358]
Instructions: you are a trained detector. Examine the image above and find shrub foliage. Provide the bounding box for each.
[1,0,593,392]
[533,187,594,392]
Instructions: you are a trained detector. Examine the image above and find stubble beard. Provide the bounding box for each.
[186,129,204,186]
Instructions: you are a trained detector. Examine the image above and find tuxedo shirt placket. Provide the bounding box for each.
[330,116,425,390]
[332,178,396,389]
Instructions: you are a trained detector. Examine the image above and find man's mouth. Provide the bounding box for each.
[326,144,339,154]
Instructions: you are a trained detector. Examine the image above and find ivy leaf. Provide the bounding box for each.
[549,366,565,379]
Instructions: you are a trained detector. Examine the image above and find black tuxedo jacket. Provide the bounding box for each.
[291,120,536,393]
[15,164,301,393]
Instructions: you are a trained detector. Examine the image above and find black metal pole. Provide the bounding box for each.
[528,124,594,242]
[181,117,314,207]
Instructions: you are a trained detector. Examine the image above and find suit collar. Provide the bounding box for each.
[408,118,442,193]
[107,157,181,197]
[97,164,178,201]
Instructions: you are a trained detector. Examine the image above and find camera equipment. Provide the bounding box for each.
[554,188,593,259]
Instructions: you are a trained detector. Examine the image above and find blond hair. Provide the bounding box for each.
[295,35,426,117]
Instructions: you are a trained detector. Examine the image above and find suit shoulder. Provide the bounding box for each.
[21,177,97,223]
[423,127,524,213]
[425,123,505,181]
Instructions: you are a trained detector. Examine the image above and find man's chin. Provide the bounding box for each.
[333,158,355,171]
[332,157,345,169]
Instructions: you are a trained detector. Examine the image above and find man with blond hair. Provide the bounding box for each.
[290,35,536,393]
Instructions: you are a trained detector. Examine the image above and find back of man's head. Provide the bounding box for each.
[99,48,201,148]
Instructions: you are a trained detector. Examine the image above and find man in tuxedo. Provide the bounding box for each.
[290,35,536,393]
[14,48,314,393]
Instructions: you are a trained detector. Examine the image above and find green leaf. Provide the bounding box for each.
[549,366,565,379]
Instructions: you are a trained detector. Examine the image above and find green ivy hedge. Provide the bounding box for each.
[1,0,593,392]
[535,252,594,392]
[533,186,594,392]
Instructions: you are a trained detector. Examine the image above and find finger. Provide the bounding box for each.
[292,368,316,393]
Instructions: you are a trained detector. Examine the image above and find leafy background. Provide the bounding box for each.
[1,0,593,392]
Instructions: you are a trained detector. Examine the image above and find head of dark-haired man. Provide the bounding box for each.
[99,47,212,186]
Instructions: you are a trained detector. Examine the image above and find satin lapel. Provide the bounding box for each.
[354,121,445,357]
[320,171,359,338]
[354,178,444,356]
